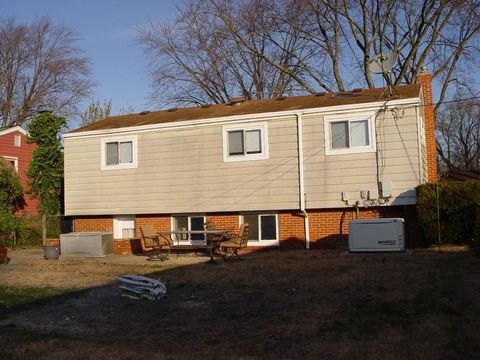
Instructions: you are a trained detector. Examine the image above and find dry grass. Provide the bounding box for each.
[1,248,480,359]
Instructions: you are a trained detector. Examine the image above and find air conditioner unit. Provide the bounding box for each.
[349,218,404,252]
[60,232,114,257]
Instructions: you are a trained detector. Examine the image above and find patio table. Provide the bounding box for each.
[157,229,231,263]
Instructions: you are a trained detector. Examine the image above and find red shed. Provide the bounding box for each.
[0,126,39,215]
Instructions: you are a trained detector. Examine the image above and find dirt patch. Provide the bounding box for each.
[1,249,480,359]
[0,249,205,288]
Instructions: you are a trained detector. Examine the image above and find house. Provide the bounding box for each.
[63,69,437,254]
[0,126,39,215]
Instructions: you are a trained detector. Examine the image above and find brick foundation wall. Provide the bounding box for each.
[74,216,113,232]
[71,205,422,254]
[46,238,60,246]
[278,211,306,249]
[135,215,171,238]
[308,205,421,249]
[207,213,239,230]
[114,239,138,255]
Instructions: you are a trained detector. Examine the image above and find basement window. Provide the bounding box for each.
[240,213,278,246]
[172,215,206,245]
[113,215,136,239]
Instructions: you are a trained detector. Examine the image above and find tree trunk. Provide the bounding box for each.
[42,214,47,246]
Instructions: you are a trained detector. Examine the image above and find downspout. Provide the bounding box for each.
[415,105,423,183]
[296,113,310,249]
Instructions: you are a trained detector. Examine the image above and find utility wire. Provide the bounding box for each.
[432,95,480,107]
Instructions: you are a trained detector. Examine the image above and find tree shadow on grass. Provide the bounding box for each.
[1,248,480,359]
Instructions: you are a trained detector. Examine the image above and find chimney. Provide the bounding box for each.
[415,68,438,182]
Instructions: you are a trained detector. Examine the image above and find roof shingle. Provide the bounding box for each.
[70,84,421,133]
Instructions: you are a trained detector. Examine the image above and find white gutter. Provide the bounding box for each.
[296,113,310,249]
[63,97,421,139]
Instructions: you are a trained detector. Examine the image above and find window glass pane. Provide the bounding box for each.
[106,142,118,165]
[243,214,258,241]
[245,129,261,154]
[350,120,369,147]
[113,216,135,239]
[260,215,277,240]
[331,121,349,148]
[119,141,133,164]
[190,216,205,241]
[174,216,188,241]
[228,130,244,155]
[14,135,21,147]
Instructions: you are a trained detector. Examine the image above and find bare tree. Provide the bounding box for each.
[80,99,112,126]
[138,0,479,107]
[437,95,480,171]
[118,104,136,115]
[0,17,93,128]
[330,0,480,109]
[138,0,311,106]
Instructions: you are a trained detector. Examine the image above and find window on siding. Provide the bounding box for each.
[106,141,133,165]
[325,114,375,155]
[14,134,21,147]
[223,123,268,162]
[331,120,369,149]
[101,136,137,170]
[227,129,262,156]
[2,156,18,172]
[240,213,278,244]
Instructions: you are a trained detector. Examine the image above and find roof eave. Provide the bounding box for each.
[0,125,28,137]
[63,96,421,139]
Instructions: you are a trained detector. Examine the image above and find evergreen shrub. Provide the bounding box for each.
[417,182,480,245]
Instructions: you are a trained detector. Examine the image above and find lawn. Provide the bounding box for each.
[1,247,479,359]
[0,285,73,309]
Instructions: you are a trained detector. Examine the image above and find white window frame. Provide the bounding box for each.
[240,213,279,246]
[171,214,206,244]
[324,112,376,155]
[113,215,136,239]
[101,135,137,170]
[14,134,21,147]
[222,122,269,162]
[2,156,18,172]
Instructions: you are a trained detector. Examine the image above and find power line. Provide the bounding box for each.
[433,95,480,107]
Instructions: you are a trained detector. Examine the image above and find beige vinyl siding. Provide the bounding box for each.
[65,117,300,216]
[65,103,424,216]
[302,106,420,208]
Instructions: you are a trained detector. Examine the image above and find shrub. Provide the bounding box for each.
[0,158,24,212]
[0,157,24,244]
[417,181,480,245]
[2,215,42,248]
[2,214,68,248]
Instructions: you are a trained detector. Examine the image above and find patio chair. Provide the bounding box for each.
[220,224,249,261]
[140,224,173,261]
[203,221,214,230]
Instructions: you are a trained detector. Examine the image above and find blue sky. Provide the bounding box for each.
[3,0,179,119]
[3,0,476,125]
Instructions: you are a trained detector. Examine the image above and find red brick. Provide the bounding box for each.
[71,205,422,254]
[416,69,438,183]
